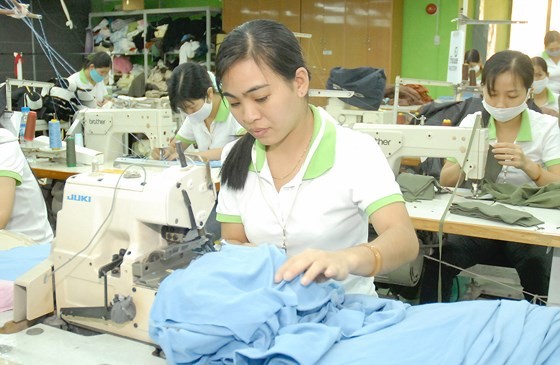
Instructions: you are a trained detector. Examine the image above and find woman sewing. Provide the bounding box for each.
[67,51,112,107]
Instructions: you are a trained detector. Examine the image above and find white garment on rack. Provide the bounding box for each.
[179,41,200,65]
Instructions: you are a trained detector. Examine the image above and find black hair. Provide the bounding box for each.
[464,49,481,64]
[82,52,112,70]
[167,62,214,113]
[481,50,533,94]
[216,19,309,190]
[531,56,548,74]
[544,30,560,47]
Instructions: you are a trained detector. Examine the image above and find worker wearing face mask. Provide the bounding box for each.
[531,56,559,117]
[67,52,112,107]
[464,49,483,85]
[542,30,560,94]
[152,62,244,162]
[421,50,560,305]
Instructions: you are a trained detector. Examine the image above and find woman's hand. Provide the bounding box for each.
[492,142,530,169]
[274,249,354,286]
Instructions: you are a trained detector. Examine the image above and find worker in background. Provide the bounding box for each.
[67,51,112,107]
[421,50,560,305]
[214,19,418,294]
[152,62,244,162]
[0,125,53,244]
[531,56,559,117]
[464,49,483,84]
[542,30,560,94]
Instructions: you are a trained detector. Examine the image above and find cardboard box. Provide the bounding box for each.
[122,0,144,11]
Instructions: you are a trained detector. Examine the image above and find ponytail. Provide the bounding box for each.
[220,133,255,190]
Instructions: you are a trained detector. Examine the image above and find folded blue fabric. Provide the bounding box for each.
[149,244,560,365]
[0,244,51,281]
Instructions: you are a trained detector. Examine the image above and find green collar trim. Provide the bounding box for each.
[79,69,89,84]
[249,105,336,179]
[542,51,551,60]
[214,98,231,123]
[487,109,532,142]
[547,88,557,104]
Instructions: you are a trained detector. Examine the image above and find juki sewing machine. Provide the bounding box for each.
[75,107,177,162]
[352,114,489,287]
[13,161,216,344]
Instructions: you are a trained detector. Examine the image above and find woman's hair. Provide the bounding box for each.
[216,19,309,190]
[481,50,533,94]
[464,49,481,64]
[531,56,548,74]
[544,30,560,47]
[83,52,112,70]
[167,62,214,113]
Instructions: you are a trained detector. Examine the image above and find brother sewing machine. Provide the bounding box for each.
[13,161,216,344]
[75,106,177,163]
[352,114,489,287]
[353,113,489,195]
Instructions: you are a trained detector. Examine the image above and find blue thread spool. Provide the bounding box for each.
[49,119,62,150]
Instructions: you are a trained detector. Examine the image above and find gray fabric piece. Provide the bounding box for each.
[397,173,436,202]
[450,201,544,227]
[481,181,560,209]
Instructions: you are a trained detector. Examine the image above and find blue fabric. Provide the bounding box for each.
[149,244,560,365]
[0,244,51,281]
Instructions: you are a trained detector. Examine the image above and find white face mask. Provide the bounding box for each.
[469,65,480,73]
[482,91,529,123]
[532,77,549,94]
[188,98,213,123]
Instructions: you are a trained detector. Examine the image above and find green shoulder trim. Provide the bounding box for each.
[175,134,195,145]
[365,193,404,216]
[0,170,22,186]
[216,213,242,223]
[544,158,560,168]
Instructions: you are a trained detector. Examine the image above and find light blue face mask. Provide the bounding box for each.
[90,68,105,84]
[547,49,560,58]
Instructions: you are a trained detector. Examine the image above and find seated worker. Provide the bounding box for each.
[420,50,560,304]
[152,62,244,162]
[0,126,53,244]
[531,56,559,117]
[214,19,419,295]
[67,51,112,107]
[464,49,483,84]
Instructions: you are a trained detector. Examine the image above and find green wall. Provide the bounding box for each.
[401,0,468,99]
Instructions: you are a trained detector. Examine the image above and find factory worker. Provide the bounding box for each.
[542,30,560,94]
[531,56,559,117]
[421,50,560,305]
[215,19,418,295]
[67,51,112,107]
[152,62,244,162]
[0,125,53,244]
[464,49,483,82]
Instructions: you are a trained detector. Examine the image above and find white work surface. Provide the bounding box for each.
[405,192,560,306]
[0,324,165,365]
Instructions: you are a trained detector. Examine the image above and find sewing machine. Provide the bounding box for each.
[353,114,488,194]
[21,135,104,165]
[325,97,394,125]
[13,163,216,344]
[352,115,488,287]
[75,107,177,162]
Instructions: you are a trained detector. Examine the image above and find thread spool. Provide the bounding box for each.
[24,111,37,141]
[74,133,84,147]
[49,119,62,150]
[66,136,77,167]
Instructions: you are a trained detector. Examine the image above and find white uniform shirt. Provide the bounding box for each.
[0,129,54,243]
[543,51,560,94]
[459,109,560,186]
[68,69,108,107]
[217,105,404,295]
[540,87,559,112]
[175,99,243,152]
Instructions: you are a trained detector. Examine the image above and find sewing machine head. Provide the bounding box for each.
[76,107,177,162]
[353,113,488,195]
[45,163,216,342]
